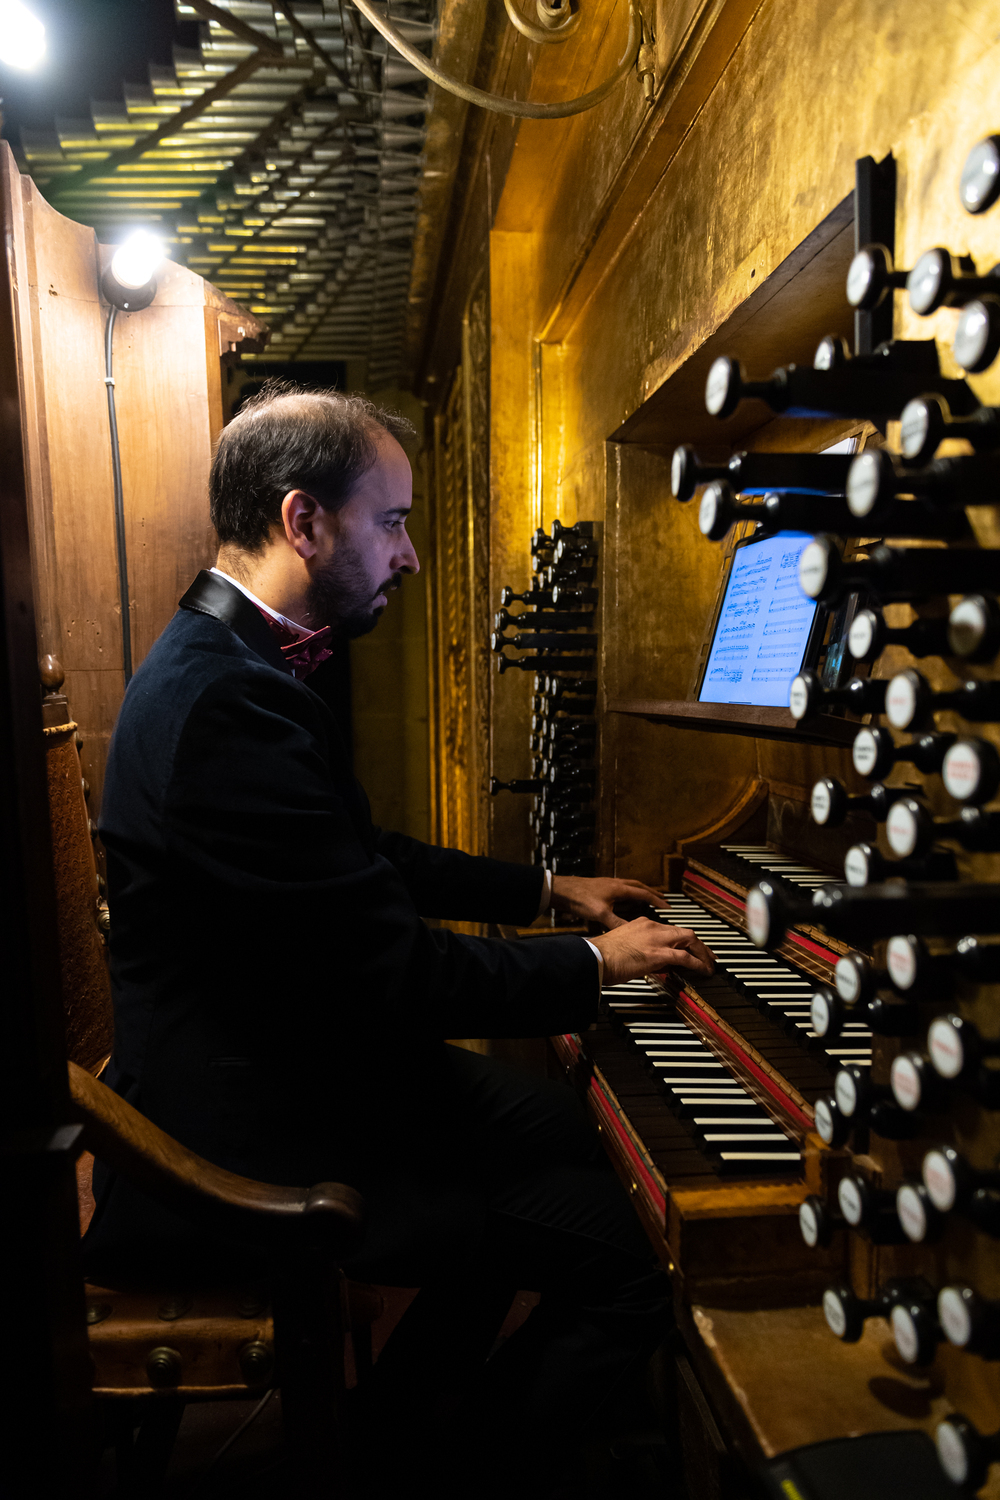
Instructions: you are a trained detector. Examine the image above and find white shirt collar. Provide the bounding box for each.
[210,567,310,639]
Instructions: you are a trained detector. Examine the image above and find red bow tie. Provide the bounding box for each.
[255,608,334,679]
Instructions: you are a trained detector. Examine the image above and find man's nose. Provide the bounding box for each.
[395,535,420,576]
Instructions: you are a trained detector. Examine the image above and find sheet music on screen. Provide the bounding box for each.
[699,531,818,708]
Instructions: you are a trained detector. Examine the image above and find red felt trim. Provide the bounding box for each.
[557,1035,666,1224]
[677,990,814,1131]
[683,869,840,965]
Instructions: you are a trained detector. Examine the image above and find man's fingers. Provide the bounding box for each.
[656,925,714,969]
[656,946,714,975]
[673,929,714,955]
[617,880,668,906]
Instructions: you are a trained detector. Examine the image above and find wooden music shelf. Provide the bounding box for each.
[608,699,859,748]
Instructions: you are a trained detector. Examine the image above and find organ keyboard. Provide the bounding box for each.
[550,841,860,1301]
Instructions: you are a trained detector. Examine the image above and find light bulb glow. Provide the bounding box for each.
[110,230,163,291]
[0,0,46,69]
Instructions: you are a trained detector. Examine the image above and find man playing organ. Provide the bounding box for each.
[83,382,714,1495]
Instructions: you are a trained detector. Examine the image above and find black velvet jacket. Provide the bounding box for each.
[83,571,597,1275]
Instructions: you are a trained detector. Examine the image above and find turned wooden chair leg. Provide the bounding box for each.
[272,1245,348,1492]
[116,1394,185,1497]
[353,1323,374,1380]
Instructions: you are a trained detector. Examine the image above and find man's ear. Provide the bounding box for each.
[281,489,324,557]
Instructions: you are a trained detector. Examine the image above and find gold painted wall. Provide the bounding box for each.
[350,386,432,842]
[415,0,1000,869]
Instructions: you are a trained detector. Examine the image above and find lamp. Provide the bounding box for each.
[101,229,163,312]
[101,230,164,685]
[0,0,46,70]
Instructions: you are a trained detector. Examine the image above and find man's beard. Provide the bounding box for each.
[307,543,400,639]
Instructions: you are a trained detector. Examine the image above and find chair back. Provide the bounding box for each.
[41,655,113,1074]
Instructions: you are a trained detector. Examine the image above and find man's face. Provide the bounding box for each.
[308,432,419,638]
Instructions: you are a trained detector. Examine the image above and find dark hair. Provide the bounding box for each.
[210,379,415,552]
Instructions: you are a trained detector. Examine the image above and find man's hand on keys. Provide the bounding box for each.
[550,874,715,985]
[550,875,669,927]
[591,918,715,986]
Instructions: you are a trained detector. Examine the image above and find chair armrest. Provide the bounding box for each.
[68,1061,365,1256]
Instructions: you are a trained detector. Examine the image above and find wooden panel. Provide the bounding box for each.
[7,154,264,842]
[428,280,492,857]
[614,203,855,451]
[686,1304,995,1467]
[431,367,474,851]
[44,718,111,1075]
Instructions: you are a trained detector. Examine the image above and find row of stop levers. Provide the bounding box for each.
[681,132,1000,1497]
[489,522,600,880]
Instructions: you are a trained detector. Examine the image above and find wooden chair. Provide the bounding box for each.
[41,660,382,1494]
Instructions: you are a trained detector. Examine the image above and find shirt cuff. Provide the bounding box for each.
[582,937,604,990]
[536,867,553,919]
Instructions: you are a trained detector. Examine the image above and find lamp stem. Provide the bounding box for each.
[103,305,132,686]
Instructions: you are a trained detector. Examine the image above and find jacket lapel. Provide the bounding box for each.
[179,571,290,675]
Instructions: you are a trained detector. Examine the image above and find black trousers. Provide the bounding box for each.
[343,1045,672,1493]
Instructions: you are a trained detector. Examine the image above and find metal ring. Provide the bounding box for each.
[350,0,639,120]
[503,0,581,45]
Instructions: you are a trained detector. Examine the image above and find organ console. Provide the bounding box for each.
[953,297,1000,373]
[797,535,1000,605]
[846,242,1000,319]
[670,443,856,502]
[812,982,919,1041]
[495,608,595,632]
[491,527,601,876]
[898,393,1000,466]
[821,1277,937,1350]
[906,248,999,315]
[695,480,966,543]
[886,935,955,995]
[789,670,887,722]
[894,1178,948,1245]
[501,583,554,607]
[937,1284,1000,1356]
[550,584,600,607]
[705,338,975,423]
[941,738,1000,803]
[496,651,595,674]
[851,727,956,781]
[883,670,1000,730]
[846,244,911,311]
[921,1146,1000,1221]
[849,601,1000,665]
[531,119,1000,1500]
[936,1413,1000,1492]
[837,1174,909,1242]
[747,878,1000,948]
[809,776,917,827]
[492,629,599,653]
[926,1015,1000,1100]
[846,447,1000,516]
[886,799,1000,857]
[961,134,1000,213]
[890,1049,948,1112]
[842,841,957,887]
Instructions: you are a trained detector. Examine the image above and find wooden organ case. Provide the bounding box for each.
[2,140,266,853]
